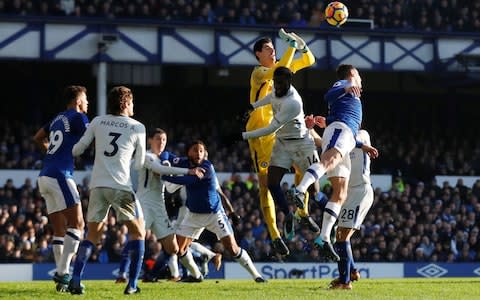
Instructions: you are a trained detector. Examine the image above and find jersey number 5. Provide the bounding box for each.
[104,132,122,157]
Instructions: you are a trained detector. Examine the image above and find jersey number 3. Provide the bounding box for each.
[104,132,122,157]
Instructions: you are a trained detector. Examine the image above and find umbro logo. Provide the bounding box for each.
[417,264,448,278]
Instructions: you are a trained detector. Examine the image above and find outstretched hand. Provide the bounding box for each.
[187,167,205,178]
[314,116,326,128]
[345,86,362,98]
[361,144,379,159]
[305,115,326,129]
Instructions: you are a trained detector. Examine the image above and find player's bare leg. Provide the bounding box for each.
[293,148,342,208]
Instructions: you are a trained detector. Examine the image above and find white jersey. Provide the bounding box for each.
[73,114,146,192]
[137,151,165,200]
[243,86,308,140]
[348,130,371,187]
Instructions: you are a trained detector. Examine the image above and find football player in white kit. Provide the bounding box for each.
[305,117,376,288]
[242,66,320,253]
[329,129,374,290]
[115,128,205,282]
[70,86,146,295]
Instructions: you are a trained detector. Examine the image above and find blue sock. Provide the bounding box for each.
[127,239,145,289]
[72,240,94,286]
[315,192,329,210]
[334,241,351,284]
[118,242,131,277]
[268,184,290,215]
[347,241,355,271]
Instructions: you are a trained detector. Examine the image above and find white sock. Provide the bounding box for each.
[296,163,326,193]
[320,202,342,241]
[234,248,261,279]
[168,254,180,278]
[58,228,81,275]
[190,242,215,260]
[52,236,64,272]
[179,250,202,278]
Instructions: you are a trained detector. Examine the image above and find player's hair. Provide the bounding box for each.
[253,37,272,61]
[149,128,166,138]
[107,86,133,114]
[62,85,87,105]
[273,66,292,80]
[336,64,356,80]
[185,140,207,155]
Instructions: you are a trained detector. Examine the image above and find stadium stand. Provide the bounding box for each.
[0,114,479,264]
[0,0,479,32]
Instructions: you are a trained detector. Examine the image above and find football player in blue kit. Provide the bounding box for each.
[292,65,378,261]
[162,140,266,283]
[34,85,89,292]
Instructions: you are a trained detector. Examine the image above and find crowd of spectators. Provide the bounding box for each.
[0,0,479,32]
[0,165,479,265]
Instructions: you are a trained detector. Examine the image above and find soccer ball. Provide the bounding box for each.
[325,2,349,27]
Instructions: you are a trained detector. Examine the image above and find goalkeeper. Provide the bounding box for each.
[245,29,317,256]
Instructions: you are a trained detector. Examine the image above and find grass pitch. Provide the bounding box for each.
[0,278,479,300]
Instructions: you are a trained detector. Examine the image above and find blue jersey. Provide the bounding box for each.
[324,79,362,136]
[162,157,221,214]
[39,109,89,179]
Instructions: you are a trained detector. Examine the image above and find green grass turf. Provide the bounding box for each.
[0,278,479,300]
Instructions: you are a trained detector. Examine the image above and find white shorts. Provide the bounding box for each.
[322,121,355,178]
[140,194,174,240]
[87,187,144,223]
[338,184,374,230]
[176,208,233,240]
[174,206,187,231]
[270,135,319,173]
[38,176,80,214]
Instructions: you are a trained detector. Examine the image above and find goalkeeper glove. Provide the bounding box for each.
[290,32,309,53]
[278,28,298,49]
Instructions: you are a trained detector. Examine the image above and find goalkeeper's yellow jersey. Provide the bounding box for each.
[246,48,315,132]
